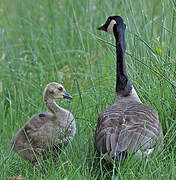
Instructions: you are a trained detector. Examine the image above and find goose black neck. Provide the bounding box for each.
[113,25,132,96]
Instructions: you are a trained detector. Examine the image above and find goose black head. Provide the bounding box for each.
[97,16,126,35]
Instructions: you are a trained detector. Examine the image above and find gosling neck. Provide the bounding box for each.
[113,25,132,98]
[44,94,61,114]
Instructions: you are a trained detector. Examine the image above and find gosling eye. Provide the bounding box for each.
[50,90,54,94]
[58,87,63,91]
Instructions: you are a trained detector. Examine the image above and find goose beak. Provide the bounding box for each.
[97,24,106,31]
[63,91,72,100]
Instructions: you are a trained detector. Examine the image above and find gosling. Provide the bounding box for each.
[10,82,76,169]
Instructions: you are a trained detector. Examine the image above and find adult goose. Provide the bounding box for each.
[95,16,163,160]
[10,82,76,169]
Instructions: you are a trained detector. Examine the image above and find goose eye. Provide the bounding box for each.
[58,87,63,91]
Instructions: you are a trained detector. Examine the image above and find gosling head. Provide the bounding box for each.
[44,82,72,100]
[97,16,126,35]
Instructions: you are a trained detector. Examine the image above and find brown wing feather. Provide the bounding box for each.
[10,112,57,162]
[95,101,163,158]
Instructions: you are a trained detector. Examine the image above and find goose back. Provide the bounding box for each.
[95,99,163,158]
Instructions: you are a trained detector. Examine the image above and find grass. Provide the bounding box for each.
[0,0,176,179]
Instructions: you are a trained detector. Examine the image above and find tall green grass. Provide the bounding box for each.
[0,0,175,179]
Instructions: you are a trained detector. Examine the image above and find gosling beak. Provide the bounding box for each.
[63,91,72,100]
[97,24,106,31]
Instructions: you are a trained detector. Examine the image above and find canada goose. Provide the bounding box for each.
[10,82,76,169]
[95,16,163,160]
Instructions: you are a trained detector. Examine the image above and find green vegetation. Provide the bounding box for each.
[0,0,175,179]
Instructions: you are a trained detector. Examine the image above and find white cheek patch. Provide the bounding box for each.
[107,20,117,34]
